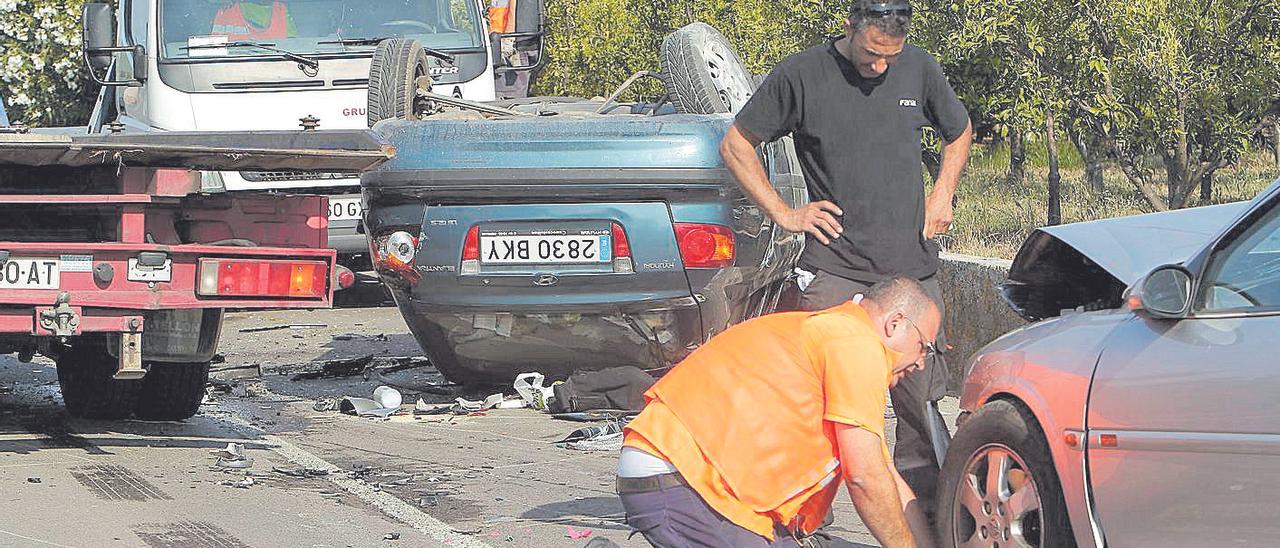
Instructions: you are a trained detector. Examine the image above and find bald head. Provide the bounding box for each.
[862,276,936,319]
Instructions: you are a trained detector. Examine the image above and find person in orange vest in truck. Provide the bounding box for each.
[211,0,297,40]
[618,276,939,547]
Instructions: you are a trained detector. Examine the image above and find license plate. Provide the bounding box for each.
[480,232,611,264]
[328,197,363,221]
[0,258,59,289]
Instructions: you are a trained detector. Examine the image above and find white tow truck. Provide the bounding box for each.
[80,0,544,277]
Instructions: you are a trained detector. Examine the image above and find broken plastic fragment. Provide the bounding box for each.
[566,526,593,540]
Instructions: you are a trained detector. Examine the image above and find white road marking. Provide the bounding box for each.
[211,412,491,548]
[0,528,79,548]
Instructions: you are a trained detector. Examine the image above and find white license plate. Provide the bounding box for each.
[480,234,611,264]
[328,197,363,221]
[0,258,60,289]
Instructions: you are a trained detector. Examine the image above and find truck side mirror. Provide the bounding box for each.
[83,3,115,71]
[513,0,544,35]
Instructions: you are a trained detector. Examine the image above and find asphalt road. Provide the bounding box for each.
[0,304,960,548]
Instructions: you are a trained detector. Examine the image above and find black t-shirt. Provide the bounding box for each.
[735,38,969,283]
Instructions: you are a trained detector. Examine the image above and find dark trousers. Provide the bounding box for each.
[798,269,948,504]
[619,482,803,547]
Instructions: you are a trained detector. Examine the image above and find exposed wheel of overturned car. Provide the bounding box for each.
[660,22,757,114]
[936,399,1074,548]
[367,38,434,126]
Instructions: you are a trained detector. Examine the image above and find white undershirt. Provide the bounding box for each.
[617,446,678,478]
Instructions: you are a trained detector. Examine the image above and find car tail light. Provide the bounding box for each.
[373,230,421,282]
[611,223,633,274]
[334,264,356,290]
[197,259,328,298]
[461,225,480,275]
[675,223,735,268]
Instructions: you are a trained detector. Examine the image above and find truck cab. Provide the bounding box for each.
[81,0,543,266]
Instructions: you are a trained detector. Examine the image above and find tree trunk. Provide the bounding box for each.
[1069,121,1105,194]
[1008,126,1026,188]
[1272,118,1280,166]
[1046,109,1062,225]
[1105,135,1169,211]
[1200,169,1213,203]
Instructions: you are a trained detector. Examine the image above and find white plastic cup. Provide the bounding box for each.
[372,385,403,409]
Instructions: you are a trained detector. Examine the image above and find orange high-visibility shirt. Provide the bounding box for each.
[623,301,899,539]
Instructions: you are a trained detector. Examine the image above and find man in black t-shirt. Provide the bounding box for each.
[721,0,972,510]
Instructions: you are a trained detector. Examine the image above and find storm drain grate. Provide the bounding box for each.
[133,521,250,548]
[70,464,171,501]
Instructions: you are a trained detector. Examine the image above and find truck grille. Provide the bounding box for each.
[239,171,350,182]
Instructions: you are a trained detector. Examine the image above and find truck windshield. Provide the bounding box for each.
[159,0,484,60]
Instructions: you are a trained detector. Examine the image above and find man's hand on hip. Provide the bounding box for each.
[922,191,953,240]
[776,201,843,245]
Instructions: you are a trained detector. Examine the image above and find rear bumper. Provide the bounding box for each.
[394,295,703,379]
[0,242,335,335]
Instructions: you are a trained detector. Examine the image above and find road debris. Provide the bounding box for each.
[290,355,375,381]
[209,363,262,382]
[513,372,557,410]
[384,532,401,541]
[26,477,41,483]
[566,526,594,540]
[220,477,256,489]
[239,323,327,333]
[558,420,628,451]
[546,366,653,413]
[272,466,330,478]
[335,386,405,418]
[211,442,254,469]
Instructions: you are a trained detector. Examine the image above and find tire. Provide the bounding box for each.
[133,361,211,421]
[367,38,433,127]
[936,400,1075,548]
[660,22,757,114]
[56,340,142,420]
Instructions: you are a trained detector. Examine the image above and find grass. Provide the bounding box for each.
[940,143,1280,259]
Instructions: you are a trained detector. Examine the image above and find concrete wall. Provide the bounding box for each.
[937,252,1029,393]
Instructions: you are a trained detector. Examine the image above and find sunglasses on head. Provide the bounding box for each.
[861,2,912,18]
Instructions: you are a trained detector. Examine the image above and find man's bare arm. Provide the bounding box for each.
[720,123,843,245]
[891,461,935,548]
[835,423,919,548]
[923,120,974,239]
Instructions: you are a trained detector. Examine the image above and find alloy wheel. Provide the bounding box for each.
[952,443,1045,548]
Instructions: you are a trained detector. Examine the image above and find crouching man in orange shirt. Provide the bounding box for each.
[618,276,938,547]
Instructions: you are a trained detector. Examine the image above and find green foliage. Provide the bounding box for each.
[537,0,845,98]
[0,0,97,126]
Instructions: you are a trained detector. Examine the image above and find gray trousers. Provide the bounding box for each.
[798,269,948,503]
[619,483,803,547]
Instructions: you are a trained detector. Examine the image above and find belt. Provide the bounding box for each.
[616,473,689,494]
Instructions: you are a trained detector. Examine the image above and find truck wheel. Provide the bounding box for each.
[56,340,142,420]
[936,400,1074,547]
[133,362,211,421]
[368,38,433,126]
[660,22,756,114]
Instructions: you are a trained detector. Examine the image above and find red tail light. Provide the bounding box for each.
[197,259,328,298]
[611,223,631,258]
[461,225,481,275]
[463,225,480,261]
[675,223,735,268]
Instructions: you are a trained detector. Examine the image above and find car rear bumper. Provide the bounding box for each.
[393,295,703,379]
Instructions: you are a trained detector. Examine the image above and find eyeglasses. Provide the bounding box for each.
[861,2,912,18]
[902,315,938,361]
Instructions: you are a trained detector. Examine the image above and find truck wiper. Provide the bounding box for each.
[318,37,455,63]
[182,41,320,70]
